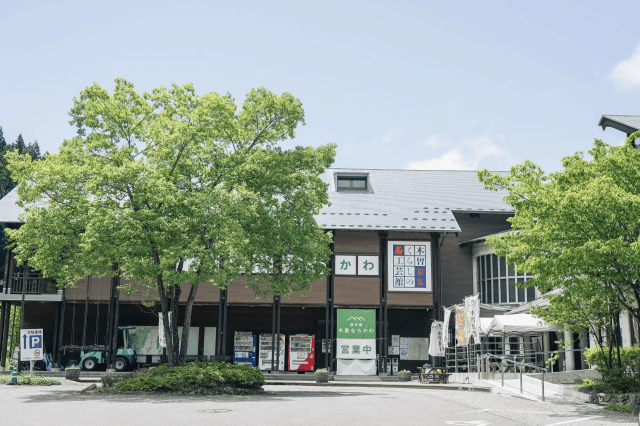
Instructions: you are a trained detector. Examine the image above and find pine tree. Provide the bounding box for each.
[13,134,26,154]
[26,141,42,160]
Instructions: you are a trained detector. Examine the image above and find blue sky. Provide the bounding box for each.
[2,0,640,173]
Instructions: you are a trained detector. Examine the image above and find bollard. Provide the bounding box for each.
[7,362,18,386]
[520,370,523,394]
[541,371,545,402]
[501,368,504,387]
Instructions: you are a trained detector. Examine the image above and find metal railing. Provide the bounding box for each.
[479,353,547,401]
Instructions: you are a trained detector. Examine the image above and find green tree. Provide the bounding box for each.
[6,79,335,366]
[478,138,640,368]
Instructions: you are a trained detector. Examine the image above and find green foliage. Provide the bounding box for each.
[5,79,335,367]
[478,140,640,345]
[581,346,640,393]
[604,405,634,413]
[0,374,60,386]
[584,346,640,373]
[102,362,265,394]
[2,306,21,366]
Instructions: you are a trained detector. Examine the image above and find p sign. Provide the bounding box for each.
[20,329,44,361]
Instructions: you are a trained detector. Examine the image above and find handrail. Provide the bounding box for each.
[481,352,547,373]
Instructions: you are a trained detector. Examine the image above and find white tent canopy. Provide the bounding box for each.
[483,314,562,335]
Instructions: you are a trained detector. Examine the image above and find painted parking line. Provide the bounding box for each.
[544,416,602,426]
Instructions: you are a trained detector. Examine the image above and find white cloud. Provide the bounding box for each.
[406,136,513,170]
[610,43,640,90]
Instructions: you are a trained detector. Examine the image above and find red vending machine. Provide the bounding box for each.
[288,334,315,371]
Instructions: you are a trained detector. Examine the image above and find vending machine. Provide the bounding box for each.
[233,331,256,366]
[258,334,285,371]
[288,334,315,371]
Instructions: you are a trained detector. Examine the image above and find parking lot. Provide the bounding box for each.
[0,381,635,426]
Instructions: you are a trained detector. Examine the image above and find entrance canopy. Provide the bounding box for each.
[483,314,561,335]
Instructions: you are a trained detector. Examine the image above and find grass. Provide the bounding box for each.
[604,405,634,413]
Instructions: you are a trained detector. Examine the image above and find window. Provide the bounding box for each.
[475,253,538,304]
[336,175,368,191]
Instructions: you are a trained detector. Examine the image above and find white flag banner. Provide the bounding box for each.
[442,307,452,349]
[465,294,480,344]
[428,321,445,357]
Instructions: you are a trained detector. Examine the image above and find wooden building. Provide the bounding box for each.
[0,168,515,373]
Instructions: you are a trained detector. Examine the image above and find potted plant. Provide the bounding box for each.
[315,368,330,383]
[398,369,411,382]
[65,365,81,381]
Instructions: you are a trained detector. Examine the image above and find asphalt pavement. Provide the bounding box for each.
[0,380,635,426]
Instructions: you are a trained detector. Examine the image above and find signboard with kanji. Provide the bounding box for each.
[387,241,432,292]
[336,309,376,359]
[20,329,43,361]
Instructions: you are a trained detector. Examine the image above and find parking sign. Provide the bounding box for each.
[20,329,44,361]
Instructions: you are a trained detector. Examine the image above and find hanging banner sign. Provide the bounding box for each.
[428,321,445,357]
[20,329,44,361]
[387,241,432,292]
[442,307,452,349]
[337,309,376,359]
[337,309,376,339]
[455,306,469,346]
[465,294,480,344]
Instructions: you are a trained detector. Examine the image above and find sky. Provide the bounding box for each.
[2,0,640,173]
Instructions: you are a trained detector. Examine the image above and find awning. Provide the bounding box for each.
[484,313,561,335]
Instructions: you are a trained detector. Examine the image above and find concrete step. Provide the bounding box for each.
[482,376,593,402]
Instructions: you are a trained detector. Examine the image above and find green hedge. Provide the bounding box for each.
[0,374,60,386]
[101,362,265,394]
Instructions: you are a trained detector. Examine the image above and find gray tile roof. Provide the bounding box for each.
[599,114,640,135]
[0,169,515,232]
[317,169,514,232]
[0,188,25,224]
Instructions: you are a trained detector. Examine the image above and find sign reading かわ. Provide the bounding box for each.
[20,329,43,361]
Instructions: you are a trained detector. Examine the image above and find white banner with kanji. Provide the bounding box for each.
[428,321,445,357]
[336,338,376,359]
[442,307,452,348]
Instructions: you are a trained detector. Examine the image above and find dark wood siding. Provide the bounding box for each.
[334,276,379,306]
[440,213,512,307]
[333,231,379,253]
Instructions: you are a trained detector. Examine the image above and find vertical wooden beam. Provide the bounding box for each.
[51,301,60,368]
[0,302,6,368]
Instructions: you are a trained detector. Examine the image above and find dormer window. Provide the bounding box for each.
[336,175,368,192]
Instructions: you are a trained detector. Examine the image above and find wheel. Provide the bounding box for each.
[114,357,128,372]
[33,360,46,371]
[82,357,99,371]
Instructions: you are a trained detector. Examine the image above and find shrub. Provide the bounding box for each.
[104,362,265,394]
[583,346,640,394]
[0,374,60,386]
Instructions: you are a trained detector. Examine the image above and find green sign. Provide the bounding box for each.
[337,309,376,339]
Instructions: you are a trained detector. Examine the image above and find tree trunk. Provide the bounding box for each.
[178,283,199,364]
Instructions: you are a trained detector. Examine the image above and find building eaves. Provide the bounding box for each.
[598,114,640,136]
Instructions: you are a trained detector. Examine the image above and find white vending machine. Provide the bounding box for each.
[258,334,285,371]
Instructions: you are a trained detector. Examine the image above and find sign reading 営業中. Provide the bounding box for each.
[336,309,376,359]
[387,241,431,291]
[20,329,43,361]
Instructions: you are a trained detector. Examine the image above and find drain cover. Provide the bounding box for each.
[199,409,232,413]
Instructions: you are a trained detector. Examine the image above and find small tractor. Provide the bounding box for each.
[60,326,137,372]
